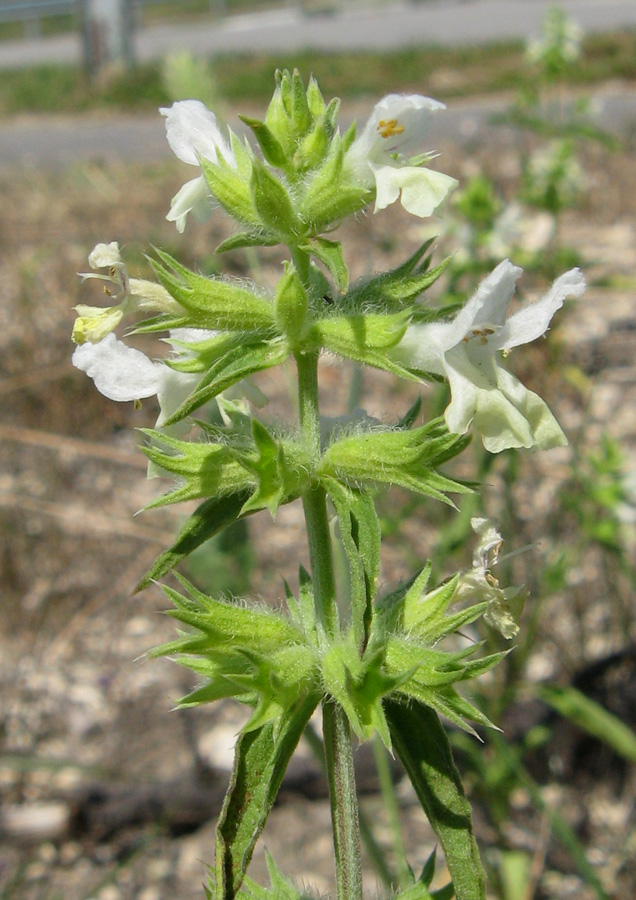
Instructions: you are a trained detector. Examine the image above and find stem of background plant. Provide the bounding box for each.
[293,246,363,900]
[372,733,411,889]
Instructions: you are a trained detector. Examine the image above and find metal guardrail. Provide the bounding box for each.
[0,0,75,19]
[0,0,182,24]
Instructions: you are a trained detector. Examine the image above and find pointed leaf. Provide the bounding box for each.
[311,311,417,379]
[215,232,279,254]
[386,699,486,900]
[151,249,276,331]
[301,238,349,292]
[322,477,380,652]
[136,491,252,591]
[240,116,288,168]
[200,152,261,228]
[163,338,289,425]
[214,693,319,900]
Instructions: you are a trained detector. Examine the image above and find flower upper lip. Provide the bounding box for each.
[345,93,457,218]
[160,100,237,232]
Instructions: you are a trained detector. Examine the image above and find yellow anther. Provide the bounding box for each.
[377,118,405,139]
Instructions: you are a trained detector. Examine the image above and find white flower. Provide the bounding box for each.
[73,242,180,344]
[392,260,585,452]
[73,328,267,435]
[454,518,525,640]
[72,330,202,414]
[345,94,458,217]
[160,100,236,232]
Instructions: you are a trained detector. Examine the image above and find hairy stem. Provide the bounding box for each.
[293,246,363,900]
[323,699,364,900]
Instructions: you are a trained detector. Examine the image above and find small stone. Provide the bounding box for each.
[24,861,47,881]
[38,842,57,864]
[145,858,172,881]
[60,841,83,865]
[138,888,161,900]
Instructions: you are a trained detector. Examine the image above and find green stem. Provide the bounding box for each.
[372,733,411,889]
[303,721,395,890]
[295,349,339,637]
[292,244,363,900]
[323,700,364,900]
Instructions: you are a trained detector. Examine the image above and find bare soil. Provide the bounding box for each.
[1,120,636,900]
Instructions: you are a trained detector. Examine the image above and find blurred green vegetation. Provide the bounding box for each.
[0,29,635,115]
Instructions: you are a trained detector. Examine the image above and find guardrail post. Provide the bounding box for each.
[80,0,135,78]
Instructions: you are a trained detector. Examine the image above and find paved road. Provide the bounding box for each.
[1,0,635,170]
[2,87,635,170]
[1,0,636,69]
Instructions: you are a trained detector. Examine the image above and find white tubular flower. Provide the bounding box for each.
[73,328,266,439]
[454,518,525,640]
[73,328,209,411]
[346,94,458,217]
[73,242,180,345]
[392,260,585,452]
[72,332,164,402]
[160,100,236,232]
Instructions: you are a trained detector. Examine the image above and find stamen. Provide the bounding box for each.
[464,327,497,345]
[377,119,405,139]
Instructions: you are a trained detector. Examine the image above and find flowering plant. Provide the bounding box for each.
[72,71,583,900]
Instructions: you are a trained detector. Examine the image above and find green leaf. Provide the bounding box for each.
[537,684,636,764]
[238,421,309,516]
[311,311,417,379]
[300,237,349,292]
[200,151,261,228]
[346,257,452,316]
[322,477,380,652]
[215,232,279,254]
[140,431,255,507]
[320,421,472,506]
[163,336,289,425]
[274,264,309,342]
[386,700,486,900]
[250,161,299,239]
[151,249,276,331]
[239,116,288,169]
[135,491,251,591]
[214,693,319,900]
[159,577,304,651]
[285,565,317,641]
[300,135,370,229]
[240,851,318,899]
[321,641,399,747]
